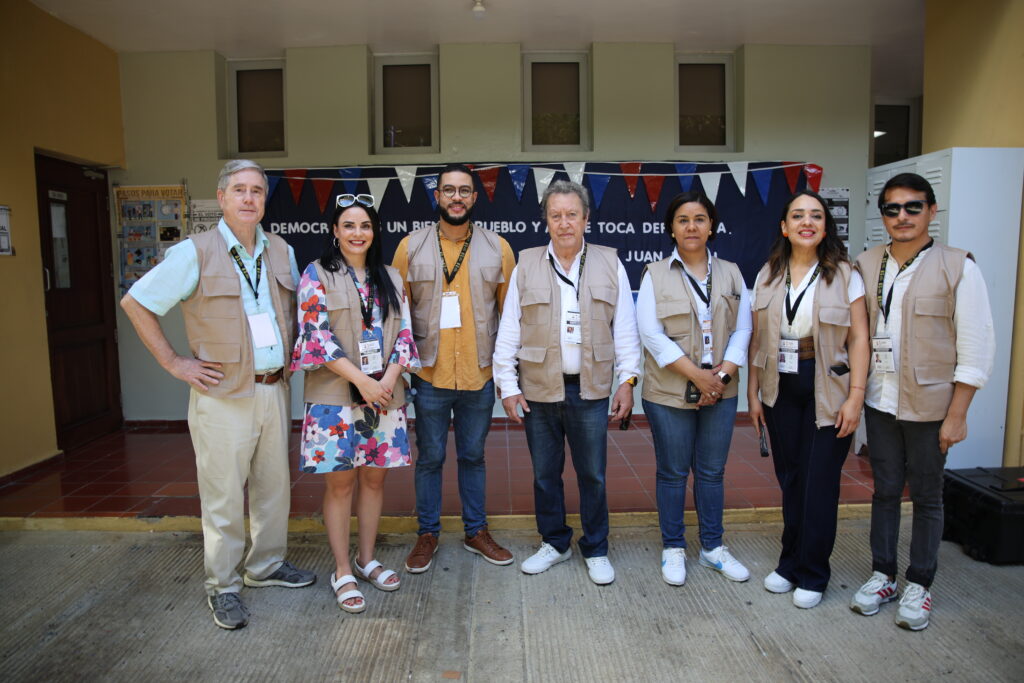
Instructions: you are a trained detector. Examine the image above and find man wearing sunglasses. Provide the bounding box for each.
[850,172,994,631]
[392,163,517,572]
[120,160,315,630]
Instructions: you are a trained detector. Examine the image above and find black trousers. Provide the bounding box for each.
[763,358,851,593]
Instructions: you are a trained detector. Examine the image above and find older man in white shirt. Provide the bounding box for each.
[493,180,641,585]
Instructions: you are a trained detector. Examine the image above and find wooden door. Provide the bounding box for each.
[35,154,122,449]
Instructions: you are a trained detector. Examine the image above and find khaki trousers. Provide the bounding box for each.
[188,382,291,596]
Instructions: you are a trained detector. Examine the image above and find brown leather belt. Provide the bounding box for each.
[797,336,815,360]
[255,369,284,385]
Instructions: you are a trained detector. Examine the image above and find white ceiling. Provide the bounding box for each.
[31,0,924,98]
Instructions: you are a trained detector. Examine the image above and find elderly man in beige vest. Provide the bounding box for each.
[494,179,641,585]
[849,172,994,631]
[121,160,315,630]
[391,163,517,573]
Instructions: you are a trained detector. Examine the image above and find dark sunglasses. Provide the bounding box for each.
[336,193,375,208]
[880,200,928,217]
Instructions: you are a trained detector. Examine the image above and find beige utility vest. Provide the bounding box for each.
[404,223,505,368]
[515,243,620,402]
[752,261,853,427]
[641,255,744,409]
[302,263,408,408]
[856,242,967,422]
[180,229,297,399]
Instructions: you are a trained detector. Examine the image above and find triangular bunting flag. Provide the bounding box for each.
[338,167,361,194]
[285,169,307,205]
[396,166,417,203]
[267,175,280,199]
[782,162,801,194]
[727,162,748,196]
[675,163,696,192]
[564,162,585,186]
[533,167,556,203]
[751,168,773,206]
[366,177,390,208]
[698,171,721,202]
[588,173,611,210]
[311,178,335,214]
[644,175,666,214]
[478,166,500,203]
[421,173,439,210]
[620,162,642,198]
[803,163,823,193]
[508,165,530,202]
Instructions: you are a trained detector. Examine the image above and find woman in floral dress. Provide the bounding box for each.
[291,194,419,613]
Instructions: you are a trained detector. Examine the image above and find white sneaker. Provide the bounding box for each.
[584,556,615,585]
[850,571,898,616]
[699,545,750,582]
[764,571,795,593]
[895,582,932,631]
[521,542,572,575]
[793,588,822,609]
[661,548,686,586]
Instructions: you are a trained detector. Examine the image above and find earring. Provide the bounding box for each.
[333,237,339,248]
[782,231,788,237]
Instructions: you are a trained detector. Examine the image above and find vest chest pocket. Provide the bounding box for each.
[656,297,693,338]
[722,293,740,329]
[479,265,504,284]
[818,306,851,329]
[520,287,551,325]
[588,285,617,321]
[913,297,954,339]
[406,264,434,284]
[201,276,241,318]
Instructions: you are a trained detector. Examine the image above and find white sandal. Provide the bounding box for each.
[353,558,401,592]
[330,573,365,613]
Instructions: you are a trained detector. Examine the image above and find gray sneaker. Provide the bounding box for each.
[208,592,249,630]
[244,560,317,588]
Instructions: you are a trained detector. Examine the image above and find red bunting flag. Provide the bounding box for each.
[285,169,307,205]
[620,162,641,198]
[803,164,823,193]
[782,163,801,194]
[478,166,500,203]
[644,175,666,213]
[311,178,335,214]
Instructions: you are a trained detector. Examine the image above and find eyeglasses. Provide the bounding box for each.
[440,185,474,199]
[336,194,375,208]
[880,200,928,217]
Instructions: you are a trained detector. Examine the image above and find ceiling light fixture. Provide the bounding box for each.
[472,1,487,20]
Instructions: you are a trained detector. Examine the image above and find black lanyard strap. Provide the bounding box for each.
[230,248,262,299]
[877,239,933,323]
[549,244,588,301]
[346,267,375,329]
[682,258,712,307]
[437,225,473,285]
[784,264,821,326]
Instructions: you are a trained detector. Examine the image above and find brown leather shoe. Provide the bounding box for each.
[463,527,514,566]
[405,533,438,574]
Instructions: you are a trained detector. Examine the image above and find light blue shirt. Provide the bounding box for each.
[129,219,300,372]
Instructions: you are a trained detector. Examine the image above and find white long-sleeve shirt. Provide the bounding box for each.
[493,242,641,399]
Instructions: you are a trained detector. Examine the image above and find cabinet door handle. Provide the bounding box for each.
[43,266,51,292]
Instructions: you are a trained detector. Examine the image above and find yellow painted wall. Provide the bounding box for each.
[923,0,1024,466]
[0,0,124,477]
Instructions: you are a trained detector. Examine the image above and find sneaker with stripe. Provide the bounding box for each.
[895,582,932,631]
[850,571,898,616]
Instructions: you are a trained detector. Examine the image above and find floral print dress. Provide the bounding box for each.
[290,262,420,473]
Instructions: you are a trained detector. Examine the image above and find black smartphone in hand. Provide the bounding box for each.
[759,428,770,458]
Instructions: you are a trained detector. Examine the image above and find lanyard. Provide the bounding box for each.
[681,258,712,307]
[437,225,473,285]
[877,239,933,323]
[784,264,820,326]
[346,267,375,329]
[229,248,262,299]
[549,244,588,301]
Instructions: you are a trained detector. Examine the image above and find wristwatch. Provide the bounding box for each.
[717,370,732,385]
[625,376,638,387]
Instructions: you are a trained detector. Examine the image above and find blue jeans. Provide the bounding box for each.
[523,378,610,558]
[643,396,737,550]
[411,376,495,536]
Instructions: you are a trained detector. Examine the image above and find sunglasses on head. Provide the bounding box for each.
[880,200,928,217]
[336,194,375,208]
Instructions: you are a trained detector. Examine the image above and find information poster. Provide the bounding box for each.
[115,185,187,292]
[820,187,850,246]
[188,199,223,235]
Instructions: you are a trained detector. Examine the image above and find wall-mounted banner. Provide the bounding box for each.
[264,161,820,289]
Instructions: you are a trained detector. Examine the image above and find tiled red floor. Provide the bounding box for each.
[0,421,879,518]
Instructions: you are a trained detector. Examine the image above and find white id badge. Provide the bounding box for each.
[440,291,461,329]
[359,338,384,374]
[565,310,582,345]
[701,317,713,354]
[778,339,799,374]
[872,337,896,373]
[247,312,277,348]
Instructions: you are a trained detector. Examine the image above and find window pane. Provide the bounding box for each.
[531,62,581,146]
[874,104,911,166]
[383,64,432,148]
[50,202,71,289]
[236,69,284,153]
[678,63,726,146]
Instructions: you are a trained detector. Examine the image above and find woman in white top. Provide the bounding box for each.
[747,190,869,609]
